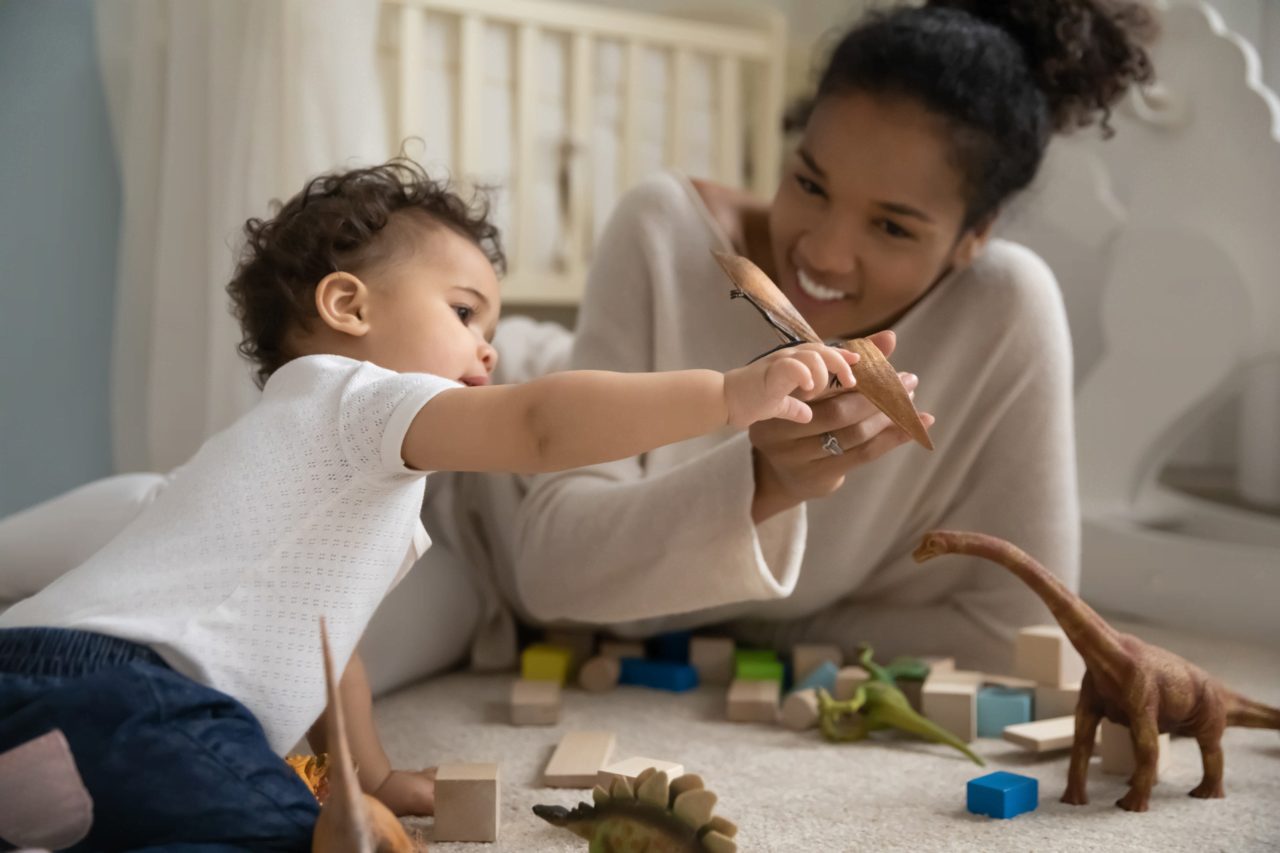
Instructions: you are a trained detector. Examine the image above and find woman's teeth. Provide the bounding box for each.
[797,269,846,302]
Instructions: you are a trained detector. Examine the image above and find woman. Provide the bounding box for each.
[463,0,1155,672]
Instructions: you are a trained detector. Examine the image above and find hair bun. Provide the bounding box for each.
[928,0,1157,134]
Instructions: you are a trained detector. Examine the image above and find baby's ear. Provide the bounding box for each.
[954,217,996,269]
[314,271,371,337]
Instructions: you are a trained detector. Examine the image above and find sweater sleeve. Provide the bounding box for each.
[512,177,808,623]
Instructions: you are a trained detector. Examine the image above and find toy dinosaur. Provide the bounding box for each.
[311,618,418,852]
[533,766,739,852]
[711,249,933,449]
[815,645,984,766]
[914,530,1280,812]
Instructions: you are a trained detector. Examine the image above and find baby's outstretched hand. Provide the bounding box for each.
[373,766,437,817]
[724,343,858,429]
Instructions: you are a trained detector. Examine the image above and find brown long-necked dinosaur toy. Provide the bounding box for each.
[914,530,1280,812]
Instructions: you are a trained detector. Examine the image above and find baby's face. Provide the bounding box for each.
[364,222,501,384]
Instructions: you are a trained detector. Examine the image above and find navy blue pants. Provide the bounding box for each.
[0,628,319,852]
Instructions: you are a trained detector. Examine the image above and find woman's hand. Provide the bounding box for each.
[748,331,935,523]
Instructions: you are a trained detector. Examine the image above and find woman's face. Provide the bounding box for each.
[768,91,991,341]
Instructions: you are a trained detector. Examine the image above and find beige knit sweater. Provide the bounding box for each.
[452,172,1080,674]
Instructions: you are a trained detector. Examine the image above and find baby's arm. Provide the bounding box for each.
[403,343,857,473]
[307,651,436,816]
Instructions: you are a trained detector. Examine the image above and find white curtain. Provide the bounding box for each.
[94,0,390,473]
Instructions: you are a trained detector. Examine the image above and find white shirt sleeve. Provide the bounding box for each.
[335,362,462,476]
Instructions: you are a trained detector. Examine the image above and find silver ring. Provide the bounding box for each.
[821,431,843,457]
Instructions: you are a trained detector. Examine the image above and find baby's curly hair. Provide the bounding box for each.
[227,158,505,388]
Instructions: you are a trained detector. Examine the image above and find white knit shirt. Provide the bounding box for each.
[0,355,459,754]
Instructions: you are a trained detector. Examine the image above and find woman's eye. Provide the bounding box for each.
[795,174,825,198]
[454,305,474,323]
[877,219,913,240]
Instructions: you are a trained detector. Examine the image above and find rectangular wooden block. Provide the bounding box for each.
[834,666,869,701]
[1099,719,1170,779]
[599,640,646,659]
[522,644,573,684]
[727,678,779,723]
[925,669,985,686]
[1002,715,1093,753]
[921,655,955,675]
[511,678,561,726]
[543,731,616,788]
[1014,625,1086,687]
[434,763,500,842]
[980,674,1039,691]
[792,643,843,683]
[689,636,735,685]
[1035,682,1081,720]
[922,681,978,742]
[597,757,685,790]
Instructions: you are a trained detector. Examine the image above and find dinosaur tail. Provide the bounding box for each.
[1227,693,1280,730]
[891,709,986,767]
[913,530,1129,684]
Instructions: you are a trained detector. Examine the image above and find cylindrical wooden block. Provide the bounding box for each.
[781,688,820,731]
[579,655,621,693]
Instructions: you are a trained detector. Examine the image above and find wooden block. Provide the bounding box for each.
[726,678,779,723]
[1014,625,1086,687]
[735,658,784,682]
[543,628,596,676]
[834,666,869,700]
[434,763,500,842]
[925,669,984,686]
[543,731,616,788]
[597,757,685,790]
[1099,719,1170,779]
[781,688,821,731]
[689,636,735,685]
[981,674,1038,691]
[792,643,843,683]
[921,655,955,675]
[578,655,621,693]
[922,681,978,742]
[1003,716,1077,752]
[522,644,573,684]
[599,640,646,659]
[510,679,560,726]
[791,660,838,695]
[1035,682,1080,720]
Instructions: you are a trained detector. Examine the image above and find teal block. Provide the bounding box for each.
[790,660,838,694]
[977,686,1033,737]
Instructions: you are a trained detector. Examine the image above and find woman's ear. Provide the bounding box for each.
[314,272,371,337]
[953,217,996,269]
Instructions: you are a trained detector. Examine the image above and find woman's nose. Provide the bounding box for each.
[801,218,858,277]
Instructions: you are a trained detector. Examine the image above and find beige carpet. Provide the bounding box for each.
[374,618,1280,851]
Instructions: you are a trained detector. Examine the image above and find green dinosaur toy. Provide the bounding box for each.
[533,767,738,853]
[817,645,985,767]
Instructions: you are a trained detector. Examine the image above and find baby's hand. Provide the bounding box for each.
[372,766,437,817]
[724,343,858,429]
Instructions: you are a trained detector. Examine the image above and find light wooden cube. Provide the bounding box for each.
[510,678,560,726]
[434,763,500,842]
[727,678,779,723]
[689,637,735,685]
[792,644,843,683]
[834,666,870,700]
[599,640,646,659]
[922,681,978,742]
[543,731,616,788]
[920,655,955,675]
[781,688,821,731]
[1014,625,1086,687]
[597,757,685,790]
[1035,682,1081,720]
[1099,719,1171,779]
[925,669,985,686]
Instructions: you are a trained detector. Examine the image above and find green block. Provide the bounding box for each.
[736,659,784,682]
[522,644,573,683]
[734,648,778,666]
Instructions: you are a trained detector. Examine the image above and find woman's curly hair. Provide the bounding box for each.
[785,0,1157,229]
[226,158,505,388]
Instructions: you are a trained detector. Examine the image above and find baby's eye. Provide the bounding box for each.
[876,219,913,240]
[795,174,825,198]
[454,305,475,323]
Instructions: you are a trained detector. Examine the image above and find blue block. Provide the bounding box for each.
[976,686,1034,738]
[790,660,839,695]
[619,658,699,692]
[648,631,692,663]
[967,771,1038,819]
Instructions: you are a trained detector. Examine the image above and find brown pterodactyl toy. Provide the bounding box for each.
[711,250,933,450]
[913,530,1280,812]
[312,618,418,852]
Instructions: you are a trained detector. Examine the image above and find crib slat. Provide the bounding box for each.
[515,23,540,273]
[623,39,643,191]
[668,48,690,170]
[566,32,594,274]
[717,55,742,186]
[457,13,483,181]
[396,5,426,148]
[751,18,786,198]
